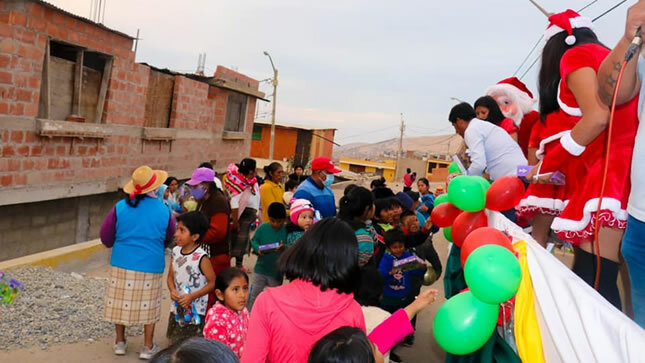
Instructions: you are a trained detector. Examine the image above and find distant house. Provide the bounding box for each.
[250,121,336,167]
[338,157,396,182]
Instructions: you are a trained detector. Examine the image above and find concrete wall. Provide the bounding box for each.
[250,126,298,161]
[0,191,120,261]
[394,158,427,182]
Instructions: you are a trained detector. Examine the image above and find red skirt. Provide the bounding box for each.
[552,97,638,244]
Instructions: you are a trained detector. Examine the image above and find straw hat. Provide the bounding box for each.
[123,165,168,200]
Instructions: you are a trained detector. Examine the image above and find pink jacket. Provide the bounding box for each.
[241,279,366,363]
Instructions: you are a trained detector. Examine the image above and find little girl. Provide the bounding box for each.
[203,267,250,359]
[166,212,216,344]
[286,199,315,247]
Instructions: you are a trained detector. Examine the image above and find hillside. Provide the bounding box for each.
[333,134,462,161]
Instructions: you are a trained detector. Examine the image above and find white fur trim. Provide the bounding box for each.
[551,198,628,232]
[557,81,582,116]
[544,16,593,42]
[560,131,585,156]
[518,195,566,211]
[565,35,576,45]
[485,83,536,114]
[535,131,569,160]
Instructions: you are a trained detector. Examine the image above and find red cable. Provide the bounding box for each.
[592,60,628,290]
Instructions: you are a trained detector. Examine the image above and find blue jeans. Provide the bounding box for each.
[621,215,645,328]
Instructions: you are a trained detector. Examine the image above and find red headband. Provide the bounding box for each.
[129,173,157,200]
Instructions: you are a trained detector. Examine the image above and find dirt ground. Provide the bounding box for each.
[3,181,449,363]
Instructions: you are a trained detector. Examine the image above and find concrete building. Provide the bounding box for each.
[338,157,396,182]
[0,0,266,260]
[250,121,335,168]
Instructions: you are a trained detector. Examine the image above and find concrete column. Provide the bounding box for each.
[75,197,90,243]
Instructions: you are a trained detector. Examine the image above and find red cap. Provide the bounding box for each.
[311,157,341,174]
[497,77,534,99]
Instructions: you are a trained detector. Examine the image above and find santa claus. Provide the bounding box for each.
[485,77,540,158]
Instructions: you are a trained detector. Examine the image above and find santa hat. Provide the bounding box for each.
[485,77,536,114]
[290,198,314,225]
[544,9,593,46]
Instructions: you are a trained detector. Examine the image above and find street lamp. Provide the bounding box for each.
[449,97,465,103]
[263,51,278,161]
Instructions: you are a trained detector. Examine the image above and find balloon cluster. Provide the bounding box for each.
[431,175,525,355]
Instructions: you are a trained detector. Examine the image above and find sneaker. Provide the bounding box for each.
[113,340,126,355]
[139,344,159,360]
[403,334,415,347]
[389,351,403,362]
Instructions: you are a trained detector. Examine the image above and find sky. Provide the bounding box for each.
[49,0,633,146]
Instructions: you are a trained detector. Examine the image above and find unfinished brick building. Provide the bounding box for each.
[0,0,267,260]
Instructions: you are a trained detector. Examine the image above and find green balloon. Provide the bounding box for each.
[448,162,461,174]
[448,176,486,212]
[433,291,498,355]
[473,176,490,194]
[464,245,522,304]
[443,227,453,242]
[435,193,450,206]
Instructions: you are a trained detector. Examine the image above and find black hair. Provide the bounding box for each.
[418,177,429,187]
[354,266,384,307]
[198,162,214,170]
[448,102,476,123]
[285,179,298,192]
[406,190,420,201]
[215,267,249,299]
[294,165,304,171]
[268,202,287,220]
[343,183,359,196]
[124,194,147,208]
[538,28,605,121]
[372,187,395,200]
[390,198,404,209]
[339,186,374,221]
[150,337,238,363]
[176,211,209,243]
[370,178,385,190]
[278,218,359,294]
[474,95,506,125]
[384,229,405,248]
[308,327,375,363]
[164,176,178,186]
[406,168,412,173]
[374,198,395,219]
[264,162,283,179]
[237,158,257,176]
[400,210,417,223]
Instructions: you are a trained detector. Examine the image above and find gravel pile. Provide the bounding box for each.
[0,266,142,351]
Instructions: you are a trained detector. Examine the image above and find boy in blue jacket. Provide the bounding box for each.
[378,228,426,347]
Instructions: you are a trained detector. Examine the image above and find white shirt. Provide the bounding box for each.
[229,183,261,210]
[630,59,645,221]
[464,118,528,180]
[170,246,209,316]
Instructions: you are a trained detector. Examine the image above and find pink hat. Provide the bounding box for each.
[186,167,215,186]
[290,199,314,225]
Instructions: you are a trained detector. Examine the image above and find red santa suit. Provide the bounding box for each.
[538,43,638,244]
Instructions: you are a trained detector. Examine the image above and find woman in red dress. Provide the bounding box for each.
[526,10,638,308]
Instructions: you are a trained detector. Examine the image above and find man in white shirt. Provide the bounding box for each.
[595,1,645,328]
[448,102,528,181]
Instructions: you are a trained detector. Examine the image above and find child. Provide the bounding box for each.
[309,289,439,363]
[248,202,288,310]
[416,178,435,220]
[283,179,299,207]
[203,267,250,359]
[378,229,426,347]
[151,337,238,363]
[338,186,378,267]
[286,199,315,247]
[166,211,216,344]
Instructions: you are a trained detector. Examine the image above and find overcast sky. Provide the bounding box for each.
[50,0,632,145]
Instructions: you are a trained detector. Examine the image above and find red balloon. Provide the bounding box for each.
[431,202,462,227]
[460,227,514,267]
[485,176,526,211]
[451,211,488,247]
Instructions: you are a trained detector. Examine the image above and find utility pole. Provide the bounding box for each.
[395,113,405,182]
[264,51,278,161]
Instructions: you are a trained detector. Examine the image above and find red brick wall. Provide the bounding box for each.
[0,1,257,195]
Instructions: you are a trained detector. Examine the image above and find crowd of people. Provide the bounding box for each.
[96,4,645,363]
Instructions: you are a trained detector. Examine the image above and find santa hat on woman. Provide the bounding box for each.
[290,198,315,225]
[544,9,593,46]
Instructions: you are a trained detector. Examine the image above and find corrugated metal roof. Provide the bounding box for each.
[254,120,336,131]
[33,0,135,39]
